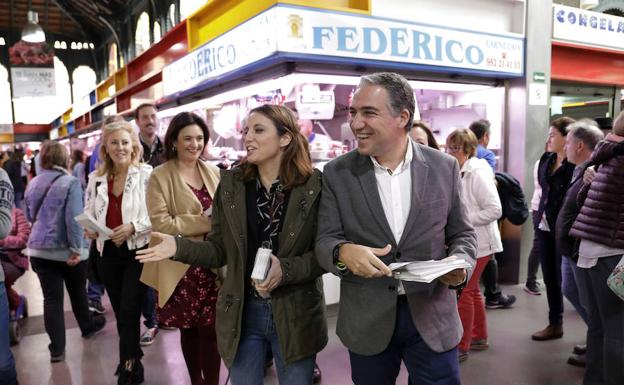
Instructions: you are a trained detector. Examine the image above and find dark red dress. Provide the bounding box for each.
[157,184,219,328]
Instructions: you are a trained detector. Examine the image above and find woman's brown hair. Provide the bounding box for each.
[40,140,69,170]
[69,149,84,170]
[240,105,313,190]
[613,110,624,136]
[412,121,440,150]
[446,128,478,158]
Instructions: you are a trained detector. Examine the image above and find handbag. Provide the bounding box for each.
[607,255,624,302]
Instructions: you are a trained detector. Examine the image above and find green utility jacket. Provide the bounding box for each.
[173,167,328,367]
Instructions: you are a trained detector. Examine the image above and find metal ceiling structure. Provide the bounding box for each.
[0,0,147,44]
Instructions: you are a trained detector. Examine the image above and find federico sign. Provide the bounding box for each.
[553,4,624,51]
[162,6,524,96]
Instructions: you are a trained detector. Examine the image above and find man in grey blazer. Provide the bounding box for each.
[316,72,477,385]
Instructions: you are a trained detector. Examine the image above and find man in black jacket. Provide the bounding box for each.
[556,120,603,367]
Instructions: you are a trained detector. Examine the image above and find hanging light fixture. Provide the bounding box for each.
[580,0,600,10]
[22,11,46,43]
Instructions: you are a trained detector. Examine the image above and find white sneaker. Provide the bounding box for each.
[140,327,158,346]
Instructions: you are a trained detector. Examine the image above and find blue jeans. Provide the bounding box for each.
[87,280,105,303]
[13,192,23,211]
[230,296,316,385]
[142,287,156,329]
[0,283,17,385]
[561,256,588,325]
[349,296,460,385]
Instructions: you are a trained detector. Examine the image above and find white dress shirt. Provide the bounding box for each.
[370,139,413,294]
[370,139,413,244]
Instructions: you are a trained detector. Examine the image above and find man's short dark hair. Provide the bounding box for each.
[134,102,157,120]
[468,119,491,140]
[359,72,415,132]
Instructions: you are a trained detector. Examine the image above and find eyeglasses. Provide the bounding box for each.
[446,146,463,154]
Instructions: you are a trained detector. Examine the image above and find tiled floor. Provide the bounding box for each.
[11,270,585,385]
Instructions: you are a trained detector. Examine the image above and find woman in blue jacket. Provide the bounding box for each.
[25,140,106,363]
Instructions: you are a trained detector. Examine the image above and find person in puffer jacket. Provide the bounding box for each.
[568,111,624,385]
[0,207,30,315]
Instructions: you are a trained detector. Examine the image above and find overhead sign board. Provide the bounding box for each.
[9,40,56,98]
[163,5,525,96]
[162,11,277,96]
[275,7,524,75]
[553,4,624,52]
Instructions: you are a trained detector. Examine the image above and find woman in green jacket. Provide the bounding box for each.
[137,104,327,385]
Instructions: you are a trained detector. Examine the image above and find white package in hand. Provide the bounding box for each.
[251,247,272,281]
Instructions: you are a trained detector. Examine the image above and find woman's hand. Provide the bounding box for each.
[66,254,81,266]
[110,223,135,246]
[583,166,596,186]
[254,254,283,296]
[84,229,98,240]
[135,232,178,263]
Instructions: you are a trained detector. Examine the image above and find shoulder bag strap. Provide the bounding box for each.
[32,173,65,222]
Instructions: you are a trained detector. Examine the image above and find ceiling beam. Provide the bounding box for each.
[49,0,97,41]
[45,0,49,30]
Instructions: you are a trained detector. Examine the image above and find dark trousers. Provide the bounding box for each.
[0,261,24,311]
[349,297,460,385]
[535,229,563,325]
[576,254,624,385]
[142,287,157,329]
[526,214,542,285]
[180,326,221,385]
[0,283,17,385]
[30,257,95,356]
[481,255,501,301]
[97,242,146,363]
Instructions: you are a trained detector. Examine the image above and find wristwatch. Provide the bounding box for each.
[449,275,467,290]
[332,242,351,276]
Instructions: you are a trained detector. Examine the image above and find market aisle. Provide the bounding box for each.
[11,274,585,385]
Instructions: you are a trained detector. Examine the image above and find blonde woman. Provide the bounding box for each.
[141,112,221,385]
[84,121,152,385]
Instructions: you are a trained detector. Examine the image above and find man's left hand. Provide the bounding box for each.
[439,268,467,287]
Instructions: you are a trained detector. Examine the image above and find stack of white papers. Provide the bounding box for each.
[389,256,472,283]
[74,213,114,242]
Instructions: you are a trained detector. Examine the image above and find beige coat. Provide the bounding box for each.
[140,160,220,306]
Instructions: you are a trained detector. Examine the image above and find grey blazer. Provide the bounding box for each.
[315,141,477,355]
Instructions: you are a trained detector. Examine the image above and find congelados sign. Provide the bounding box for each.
[552,4,624,51]
[162,5,524,95]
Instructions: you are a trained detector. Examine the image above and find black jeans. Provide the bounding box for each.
[97,241,146,363]
[481,256,501,301]
[535,229,563,325]
[526,212,542,285]
[30,257,95,356]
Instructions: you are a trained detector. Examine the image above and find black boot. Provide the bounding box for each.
[118,359,144,385]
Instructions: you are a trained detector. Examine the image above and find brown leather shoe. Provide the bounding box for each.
[532,324,563,341]
[567,353,586,367]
